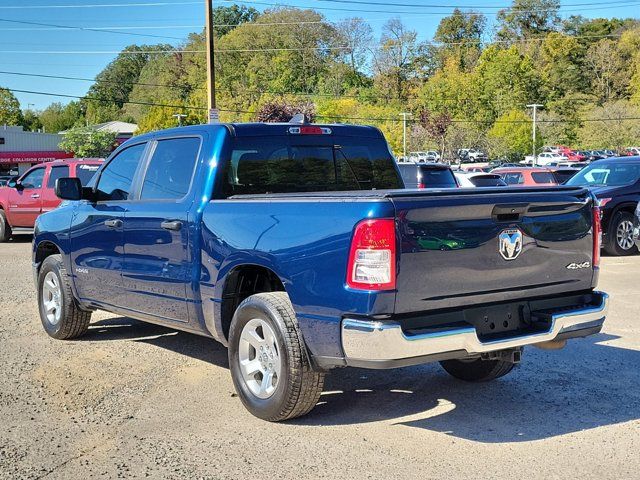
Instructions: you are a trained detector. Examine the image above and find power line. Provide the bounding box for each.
[313,0,639,10]
[0,1,202,9]
[225,0,640,16]
[0,17,184,41]
[7,87,640,125]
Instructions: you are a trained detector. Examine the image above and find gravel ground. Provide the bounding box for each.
[1,236,639,479]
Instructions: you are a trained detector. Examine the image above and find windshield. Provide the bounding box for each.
[221,135,402,197]
[566,162,640,187]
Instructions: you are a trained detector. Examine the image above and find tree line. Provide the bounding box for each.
[2,1,640,160]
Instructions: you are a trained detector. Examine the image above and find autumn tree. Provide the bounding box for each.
[373,18,423,100]
[255,99,316,123]
[419,109,453,160]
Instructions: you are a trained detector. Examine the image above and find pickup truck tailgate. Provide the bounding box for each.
[391,187,596,314]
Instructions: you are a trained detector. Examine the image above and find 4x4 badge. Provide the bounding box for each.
[498,228,523,260]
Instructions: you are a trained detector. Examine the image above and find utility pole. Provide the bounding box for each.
[399,112,412,161]
[205,0,218,123]
[526,104,543,167]
[173,113,187,126]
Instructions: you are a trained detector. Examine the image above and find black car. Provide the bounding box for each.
[566,156,640,255]
[397,162,458,189]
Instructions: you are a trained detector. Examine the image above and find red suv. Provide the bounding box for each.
[492,167,559,186]
[0,159,102,241]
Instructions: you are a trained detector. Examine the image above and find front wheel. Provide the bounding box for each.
[605,211,638,256]
[228,292,325,421]
[37,254,91,339]
[440,357,515,382]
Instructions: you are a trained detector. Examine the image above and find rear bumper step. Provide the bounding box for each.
[341,291,608,368]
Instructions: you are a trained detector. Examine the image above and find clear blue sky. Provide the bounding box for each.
[0,0,638,111]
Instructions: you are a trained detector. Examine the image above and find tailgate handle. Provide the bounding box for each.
[492,204,528,222]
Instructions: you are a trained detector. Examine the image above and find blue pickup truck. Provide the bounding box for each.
[33,122,608,421]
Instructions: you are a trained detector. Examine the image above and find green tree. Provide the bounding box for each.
[39,102,84,133]
[433,9,486,71]
[21,109,42,132]
[85,44,173,123]
[539,33,584,100]
[496,0,560,41]
[212,4,259,37]
[59,126,117,158]
[475,45,541,122]
[0,87,22,125]
[488,110,537,161]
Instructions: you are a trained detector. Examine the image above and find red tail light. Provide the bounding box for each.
[346,219,396,290]
[417,182,425,189]
[593,205,601,268]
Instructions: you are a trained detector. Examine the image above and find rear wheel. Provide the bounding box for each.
[37,254,91,339]
[440,357,515,382]
[605,211,637,256]
[0,210,11,242]
[228,292,325,421]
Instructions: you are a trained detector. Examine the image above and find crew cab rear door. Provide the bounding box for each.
[392,187,596,314]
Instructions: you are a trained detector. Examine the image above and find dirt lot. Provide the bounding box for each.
[1,236,639,479]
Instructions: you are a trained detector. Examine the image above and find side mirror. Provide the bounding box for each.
[8,179,21,189]
[55,177,82,201]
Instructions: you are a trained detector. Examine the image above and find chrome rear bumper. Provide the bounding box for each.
[341,291,608,368]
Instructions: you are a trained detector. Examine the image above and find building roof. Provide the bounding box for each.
[92,121,138,135]
[60,121,138,136]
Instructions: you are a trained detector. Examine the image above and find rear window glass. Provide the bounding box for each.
[75,164,101,186]
[418,167,457,188]
[470,175,505,187]
[221,136,402,197]
[47,165,69,188]
[532,172,556,184]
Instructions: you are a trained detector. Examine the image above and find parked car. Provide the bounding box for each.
[32,122,607,421]
[0,159,102,240]
[454,172,507,187]
[408,151,440,162]
[493,167,558,186]
[523,152,567,165]
[566,156,640,256]
[457,148,487,162]
[623,147,640,156]
[548,167,580,184]
[397,162,458,189]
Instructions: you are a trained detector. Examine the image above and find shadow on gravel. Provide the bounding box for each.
[83,317,229,368]
[8,234,33,243]
[295,333,640,442]
[80,318,640,442]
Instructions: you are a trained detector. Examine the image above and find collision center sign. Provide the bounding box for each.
[0,151,74,165]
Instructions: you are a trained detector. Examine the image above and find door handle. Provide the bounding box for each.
[161,220,182,231]
[104,219,123,229]
[31,194,40,199]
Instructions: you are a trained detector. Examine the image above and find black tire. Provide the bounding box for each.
[440,357,515,382]
[604,211,637,256]
[0,210,11,242]
[228,292,325,421]
[37,254,91,340]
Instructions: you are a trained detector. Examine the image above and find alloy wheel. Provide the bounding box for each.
[616,220,635,251]
[42,271,62,325]
[238,318,282,399]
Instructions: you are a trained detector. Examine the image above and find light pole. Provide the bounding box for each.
[399,112,412,161]
[205,0,217,123]
[526,104,543,167]
[173,113,187,126]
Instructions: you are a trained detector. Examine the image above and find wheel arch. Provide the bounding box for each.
[217,263,287,343]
